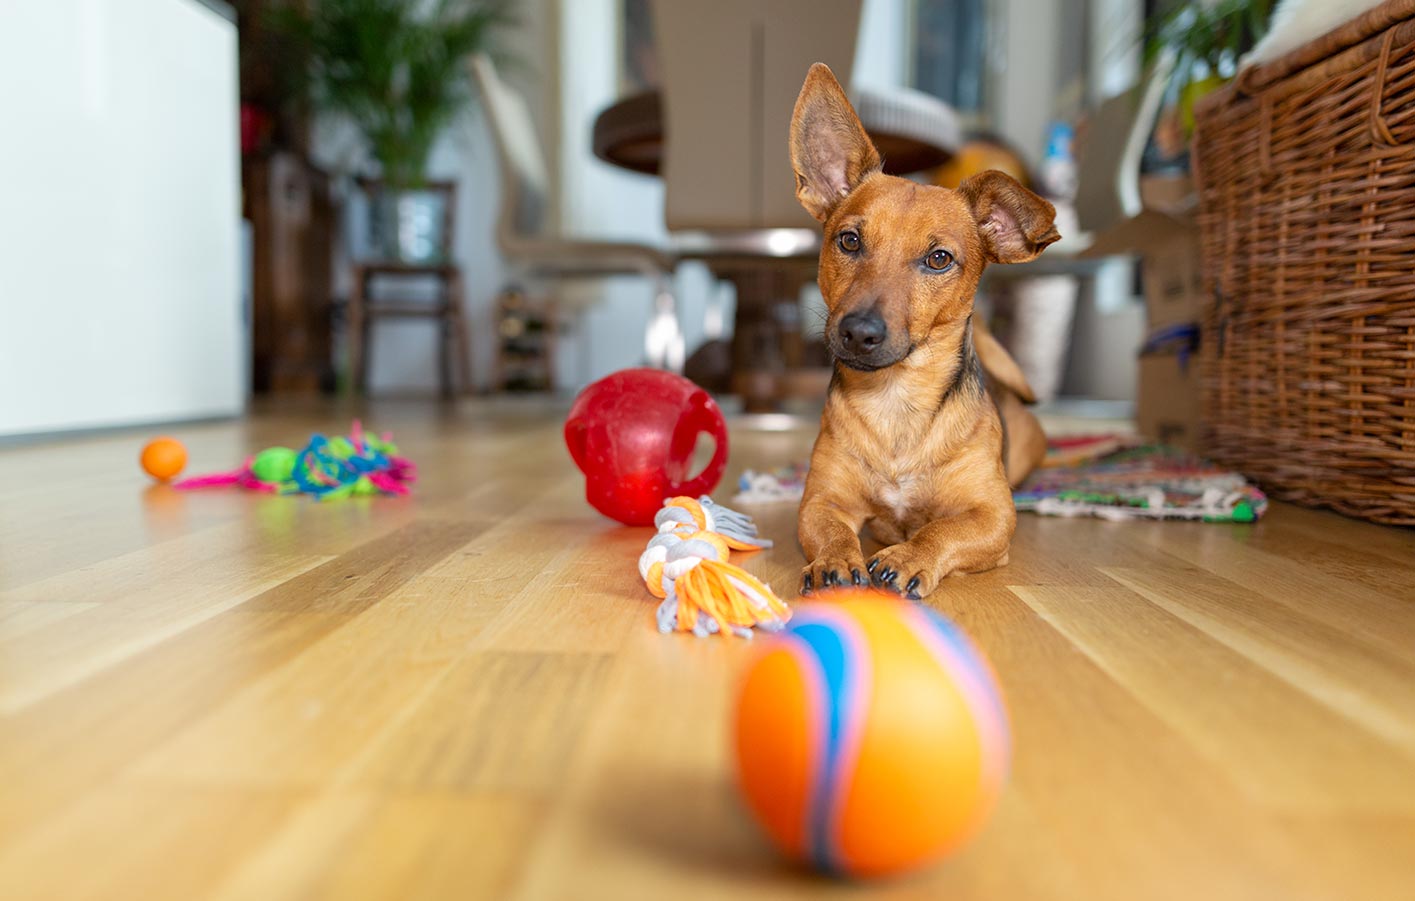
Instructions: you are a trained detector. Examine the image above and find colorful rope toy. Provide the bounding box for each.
[639,496,790,638]
[174,421,415,500]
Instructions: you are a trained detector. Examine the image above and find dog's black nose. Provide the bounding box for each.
[838,309,886,356]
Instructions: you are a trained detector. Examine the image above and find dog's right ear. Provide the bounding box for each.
[789,63,882,222]
[957,170,1060,264]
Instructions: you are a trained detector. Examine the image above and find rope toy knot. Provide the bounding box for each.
[641,498,788,638]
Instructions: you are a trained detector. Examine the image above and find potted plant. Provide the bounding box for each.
[1145,0,1274,133]
[275,0,514,262]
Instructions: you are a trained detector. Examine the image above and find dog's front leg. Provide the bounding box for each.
[798,496,870,596]
[867,504,1015,599]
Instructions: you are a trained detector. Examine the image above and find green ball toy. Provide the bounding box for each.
[250,447,298,483]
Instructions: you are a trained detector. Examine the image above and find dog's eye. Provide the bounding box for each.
[837,231,861,253]
[925,249,954,271]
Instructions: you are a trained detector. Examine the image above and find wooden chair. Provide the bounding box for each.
[347,178,473,397]
[469,55,683,372]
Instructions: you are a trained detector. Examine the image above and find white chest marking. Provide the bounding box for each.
[878,476,922,521]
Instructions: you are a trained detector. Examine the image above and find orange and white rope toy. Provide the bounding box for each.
[640,496,790,638]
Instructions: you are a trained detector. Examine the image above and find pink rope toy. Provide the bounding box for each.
[174,420,416,500]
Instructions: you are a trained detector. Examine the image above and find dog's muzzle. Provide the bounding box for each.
[833,308,906,370]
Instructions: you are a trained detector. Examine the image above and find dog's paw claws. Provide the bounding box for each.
[851,568,863,586]
[801,555,868,598]
[866,546,940,598]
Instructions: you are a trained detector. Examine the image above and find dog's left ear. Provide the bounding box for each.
[958,170,1061,264]
[790,63,882,222]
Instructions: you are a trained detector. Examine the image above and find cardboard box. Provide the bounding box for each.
[1085,200,1204,449]
[1137,351,1201,451]
[1071,87,1206,427]
[1074,85,1204,333]
[1083,209,1203,332]
[1139,172,1196,216]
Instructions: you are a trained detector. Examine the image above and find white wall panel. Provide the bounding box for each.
[0,0,242,436]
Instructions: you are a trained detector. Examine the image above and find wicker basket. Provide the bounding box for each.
[1193,0,1415,525]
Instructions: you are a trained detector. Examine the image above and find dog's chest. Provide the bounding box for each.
[840,397,946,525]
[851,382,936,458]
[863,470,936,545]
[877,476,922,520]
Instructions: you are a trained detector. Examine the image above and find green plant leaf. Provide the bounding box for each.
[1141,0,1275,101]
[269,0,518,187]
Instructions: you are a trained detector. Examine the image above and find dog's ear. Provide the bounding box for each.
[957,170,1061,263]
[789,63,882,222]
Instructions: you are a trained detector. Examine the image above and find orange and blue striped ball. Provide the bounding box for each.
[733,593,1010,878]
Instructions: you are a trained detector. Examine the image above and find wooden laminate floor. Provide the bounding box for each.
[1,399,1413,900]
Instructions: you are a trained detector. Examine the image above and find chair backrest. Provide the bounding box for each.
[469,54,551,246]
[651,0,863,231]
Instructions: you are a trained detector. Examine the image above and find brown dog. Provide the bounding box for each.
[791,64,1059,600]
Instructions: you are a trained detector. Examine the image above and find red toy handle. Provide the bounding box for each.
[564,418,589,471]
[672,396,730,498]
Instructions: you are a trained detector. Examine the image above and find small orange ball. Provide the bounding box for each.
[140,437,187,482]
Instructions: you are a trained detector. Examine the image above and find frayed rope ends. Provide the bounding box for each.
[639,496,790,638]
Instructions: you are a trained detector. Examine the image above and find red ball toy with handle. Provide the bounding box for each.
[565,369,729,526]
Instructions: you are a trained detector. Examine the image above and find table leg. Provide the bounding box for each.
[718,266,816,412]
[449,269,474,396]
[348,268,367,395]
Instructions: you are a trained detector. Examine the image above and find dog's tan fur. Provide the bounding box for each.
[791,64,1058,599]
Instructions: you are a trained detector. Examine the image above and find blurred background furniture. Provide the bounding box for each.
[594,0,960,410]
[593,48,959,185]
[348,179,471,397]
[246,152,338,394]
[472,54,684,372]
[1193,0,1415,524]
[976,59,1179,404]
[233,1,341,397]
[493,286,557,392]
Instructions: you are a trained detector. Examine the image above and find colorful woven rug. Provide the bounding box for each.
[735,438,1266,523]
[1014,443,1267,522]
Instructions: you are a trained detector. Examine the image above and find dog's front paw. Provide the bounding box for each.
[800,553,868,597]
[867,544,940,600]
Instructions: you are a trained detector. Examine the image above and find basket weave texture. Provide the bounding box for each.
[1193,0,1415,525]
